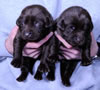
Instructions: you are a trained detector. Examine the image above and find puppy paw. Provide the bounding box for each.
[16,72,28,82]
[38,63,50,73]
[47,58,56,63]
[62,80,71,87]
[47,56,57,63]
[34,71,42,80]
[46,72,55,81]
[11,59,21,68]
[81,60,92,66]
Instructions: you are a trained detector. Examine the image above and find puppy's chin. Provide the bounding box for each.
[21,36,41,42]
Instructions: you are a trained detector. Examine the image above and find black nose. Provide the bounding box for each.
[25,32,32,38]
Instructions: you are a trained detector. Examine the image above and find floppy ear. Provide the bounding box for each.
[57,18,65,30]
[45,15,53,28]
[16,16,23,26]
[89,20,93,32]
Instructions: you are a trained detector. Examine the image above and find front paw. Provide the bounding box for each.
[11,58,21,68]
[46,72,55,81]
[47,58,56,63]
[16,72,28,82]
[47,56,57,63]
[81,60,92,66]
[62,79,71,87]
[38,63,50,73]
[34,71,42,80]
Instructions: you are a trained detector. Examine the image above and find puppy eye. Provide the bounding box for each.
[35,23,40,27]
[34,21,40,27]
[20,22,24,26]
[70,26,76,31]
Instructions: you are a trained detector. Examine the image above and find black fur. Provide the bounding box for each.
[48,6,93,86]
[11,5,53,81]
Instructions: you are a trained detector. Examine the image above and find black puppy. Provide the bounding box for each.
[48,6,93,86]
[58,6,93,86]
[11,5,53,81]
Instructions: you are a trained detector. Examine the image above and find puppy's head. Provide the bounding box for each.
[16,5,53,42]
[57,6,93,46]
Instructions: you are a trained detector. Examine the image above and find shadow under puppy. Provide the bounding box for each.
[48,6,93,86]
[11,5,53,81]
